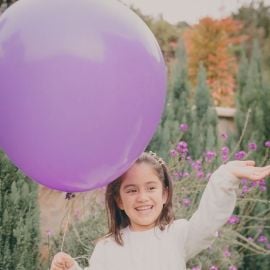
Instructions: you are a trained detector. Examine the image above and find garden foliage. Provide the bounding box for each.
[0,151,40,270]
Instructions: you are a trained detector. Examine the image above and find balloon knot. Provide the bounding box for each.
[65,192,76,200]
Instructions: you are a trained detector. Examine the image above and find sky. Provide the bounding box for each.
[120,0,270,24]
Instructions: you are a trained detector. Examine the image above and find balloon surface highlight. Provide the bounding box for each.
[0,0,166,192]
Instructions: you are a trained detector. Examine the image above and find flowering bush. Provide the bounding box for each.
[169,128,270,270]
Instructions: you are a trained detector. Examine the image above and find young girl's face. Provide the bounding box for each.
[117,162,168,231]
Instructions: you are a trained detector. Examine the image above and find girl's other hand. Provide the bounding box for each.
[225,160,270,181]
[50,252,75,270]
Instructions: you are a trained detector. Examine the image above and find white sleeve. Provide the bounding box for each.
[184,165,239,261]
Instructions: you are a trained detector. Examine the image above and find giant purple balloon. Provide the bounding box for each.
[0,0,166,192]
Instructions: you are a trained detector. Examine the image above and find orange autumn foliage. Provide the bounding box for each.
[184,17,247,107]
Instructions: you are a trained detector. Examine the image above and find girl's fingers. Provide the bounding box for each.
[51,265,64,270]
[51,252,74,270]
[65,261,74,268]
[250,167,270,181]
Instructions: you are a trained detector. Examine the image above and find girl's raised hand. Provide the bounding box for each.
[225,160,270,181]
[50,252,75,270]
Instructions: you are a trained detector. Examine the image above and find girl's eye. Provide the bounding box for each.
[127,189,137,194]
[148,186,156,191]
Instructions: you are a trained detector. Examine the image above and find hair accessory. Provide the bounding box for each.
[148,151,165,166]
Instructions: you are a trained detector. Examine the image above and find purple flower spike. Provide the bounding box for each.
[265,141,270,148]
[234,151,246,160]
[210,266,219,270]
[229,266,237,270]
[182,172,190,178]
[182,198,191,207]
[170,149,178,157]
[227,215,240,224]
[197,171,204,178]
[248,142,257,151]
[179,123,189,132]
[242,185,249,194]
[192,267,201,270]
[221,146,229,155]
[176,141,188,156]
[205,151,216,162]
[257,235,268,243]
[223,248,231,257]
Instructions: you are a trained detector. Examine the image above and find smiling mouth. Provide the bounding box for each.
[135,206,153,212]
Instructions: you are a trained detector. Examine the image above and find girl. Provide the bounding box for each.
[51,152,270,270]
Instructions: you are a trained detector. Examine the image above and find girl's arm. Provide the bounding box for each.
[184,160,270,261]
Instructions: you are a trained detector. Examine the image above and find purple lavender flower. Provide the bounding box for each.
[179,123,189,132]
[192,160,202,171]
[182,198,191,207]
[205,151,216,162]
[176,141,188,156]
[170,149,178,157]
[253,179,267,191]
[265,141,270,148]
[221,146,229,161]
[197,171,205,179]
[248,142,257,151]
[182,172,190,178]
[209,266,219,270]
[221,146,229,155]
[223,248,231,257]
[257,235,268,243]
[229,266,237,270]
[241,185,249,194]
[191,267,201,270]
[227,215,240,224]
[234,151,246,160]
[259,180,267,191]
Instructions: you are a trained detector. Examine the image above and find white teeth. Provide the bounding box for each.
[136,206,152,211]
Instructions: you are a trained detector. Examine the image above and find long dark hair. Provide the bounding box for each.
[105,152,174,245]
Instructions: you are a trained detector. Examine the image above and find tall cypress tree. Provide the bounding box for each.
[189,63,218,159]
[0,151,40,270]
[148,38,191,159]
[235,40,268,155]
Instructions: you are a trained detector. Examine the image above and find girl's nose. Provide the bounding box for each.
[136,191,149,202]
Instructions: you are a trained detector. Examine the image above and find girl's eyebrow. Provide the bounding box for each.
[122,181,159,190]
[122,184,137,190]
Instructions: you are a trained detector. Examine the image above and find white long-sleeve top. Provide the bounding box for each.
[72,165,239,270]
